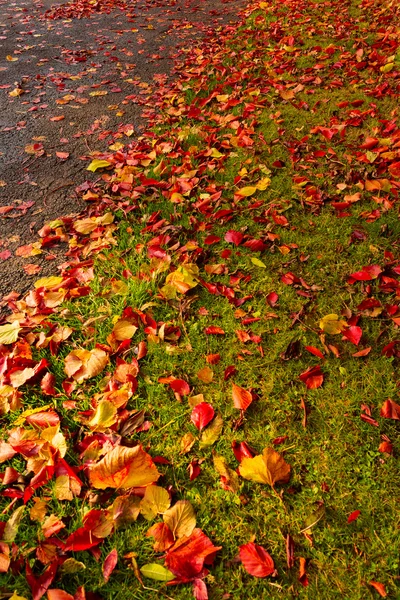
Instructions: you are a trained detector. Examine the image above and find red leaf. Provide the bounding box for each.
[47,590,74,600]
[190,403,215,431]
[378,441,393,454]
[369,581,387,597]
[169,379,190,396]
[232,440,255,462]
[206,353,220,364]
[204,326,225,335]
[204,235,221,245]
[266,292,279,307]
[299,365,324,389]
[342,326,362,346]
[0,250,12,261]
[347,510,361,523]
[224,230,243,246]
[348,264,382,282]
[380,398,400,420]
[26,561,58,600]
[63,527,102,551]
[165,529,221,580]
[224,365,237,380]
[193,578,208,600]
[26,411,60,429]
[286,534,295,569]
[188,460,201,481]
[360,137,379,149]
[304,346,325,360]
[41,373,57,396]
[232,383,253,411]
[388,161,400,178]
[102,548,118,583]
[239,542,275,578]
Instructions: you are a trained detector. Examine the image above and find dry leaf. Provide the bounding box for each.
[89,445,160,490]
[239,447,291,487]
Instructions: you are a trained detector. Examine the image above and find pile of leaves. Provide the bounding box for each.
[1,0,399,598]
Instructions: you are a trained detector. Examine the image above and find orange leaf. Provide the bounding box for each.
[369,581,387,597]
[232,383,253,411]
[64,348,108,382]
[89,445,160,490]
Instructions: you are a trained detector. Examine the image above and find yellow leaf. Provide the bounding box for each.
[239,447,291,487]
[170,192,185,203]
[199,413,224,449]
[3,506,25,542]
[6,55,18,61]
[251,257,266,268]
[237,186,257,197]
[140,485,171,520]
[14,404,51,426]
[89,90,108,96]
[9,592,28,600]
[319,313,347,335]
[109,142,125,151]
[380,63,394,73]
[197,366,213,383]
[30,498,48,522]
[41,425,67,457]
[163,500,196,539]
[87,159,112,172]
[0,322,21,345]
[89,445,160,490]
[213,455,239,492]
[34,276,63,289]
[87,400,118,431]
[112,319,138,341]
[180,432,196,454]
[9,88,23,97]
[210,148,224,158]
[256,177,271,190]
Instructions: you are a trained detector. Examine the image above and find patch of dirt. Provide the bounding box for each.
[0,0,248,300]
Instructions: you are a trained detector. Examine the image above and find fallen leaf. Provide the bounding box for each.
[239,542,276,577]
[140,563,175,582]
[190,402,215,431]
[319,314,347,334]
[369,581,387,597]
[103,548,118,583]
[163,500,196,540]
[232,383,253,411]
[89,445,160,490]
[239,447,291,487]
[64,347,108,382]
